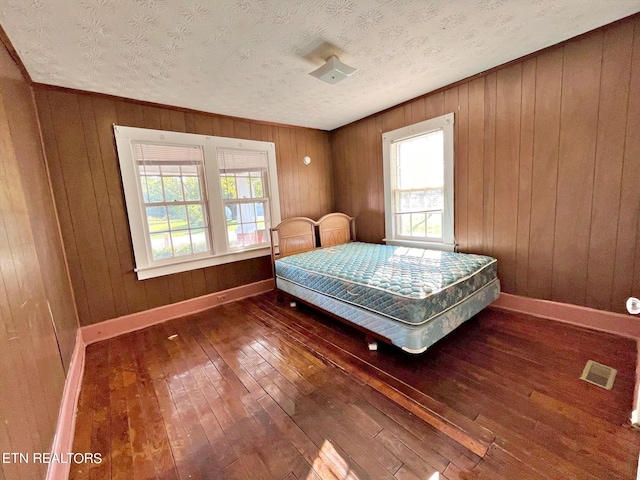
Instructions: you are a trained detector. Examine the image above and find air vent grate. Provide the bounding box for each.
[580,360,616,390]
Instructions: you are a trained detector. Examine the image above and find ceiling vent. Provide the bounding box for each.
[580,360,617,390]
[309,56,358,85]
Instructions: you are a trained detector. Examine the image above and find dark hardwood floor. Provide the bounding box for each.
[70,292,639,480]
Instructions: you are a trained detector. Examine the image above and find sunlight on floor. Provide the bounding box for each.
[306,439,442,479]
[309,439,357,479]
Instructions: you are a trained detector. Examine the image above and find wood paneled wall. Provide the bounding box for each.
[331,16,640,314]
[0,45,79,479]
[33,87,334,326]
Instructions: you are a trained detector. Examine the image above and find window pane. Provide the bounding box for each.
[141,176,163,203]
[249,225,261,245]
[224,201,270,249]
[168,205,188,230]
[221,175,237,199]
[397,130,444,190]
[244,203,261,226]
[251,176,264,198]
[146,206,168,232]
[119,131,281,277]
[191,229,208,253]
[163,177,184,202]
[221,170,269,249]
[237,223,249,247]
[171,231,192,256]
[410,191,425,211]
[140,178,150,203]
[256,201,266,230]
[398,213,411,236]
[225,203,238,222]
[399,191,411,212]
[426,188,444,210]
[188,205,205,228]
[150,232,172,260]
[411,213,426,237]
[182,176,201,201]
[236,175,250,198]
[427,213,442,238]
[236,201,244,224]
[239,223,262,247]
[227,222,238,247]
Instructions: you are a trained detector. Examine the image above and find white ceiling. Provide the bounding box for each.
[1,1,639,130]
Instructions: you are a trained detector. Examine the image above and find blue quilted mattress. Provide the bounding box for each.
[275,242,497,325]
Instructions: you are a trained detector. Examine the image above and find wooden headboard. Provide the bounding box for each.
[317,213,354,248]
[269,216,316,260]
[270,213,354,261]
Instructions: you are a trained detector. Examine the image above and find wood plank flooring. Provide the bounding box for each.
[70,292,639,480]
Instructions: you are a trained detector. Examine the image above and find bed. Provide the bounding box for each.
[270,213,500,354]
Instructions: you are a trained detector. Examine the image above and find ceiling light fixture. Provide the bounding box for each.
[309,56,358,85]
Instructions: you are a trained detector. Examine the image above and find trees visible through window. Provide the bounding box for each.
[221,171,269,248]
[135,143,211,261]
[114,126,281,280]
[218,147,271,250]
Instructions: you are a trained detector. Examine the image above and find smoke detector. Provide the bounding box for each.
[309,56,358,85]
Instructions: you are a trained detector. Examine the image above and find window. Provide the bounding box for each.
[382,113,455,250]
[135,143,212,261]
[218,148,271,250]
[115,126,281,280]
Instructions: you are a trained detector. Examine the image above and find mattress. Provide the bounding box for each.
[275,242,497,325]
[276,276,500,353]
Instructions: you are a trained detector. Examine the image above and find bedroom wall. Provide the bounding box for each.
[0,43,79,479]
[331,15,640,314]
[33,87,334,326]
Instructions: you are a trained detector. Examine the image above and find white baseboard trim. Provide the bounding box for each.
[81,279,274,345]
[633,340,640,428]
[490,292,640,339]
[46,329,85,480]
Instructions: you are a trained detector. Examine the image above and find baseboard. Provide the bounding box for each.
[493,291,640,464]
[490,292,640,339]
[46,329,85,480]
[81,279,275,345]
[633,340,640,428]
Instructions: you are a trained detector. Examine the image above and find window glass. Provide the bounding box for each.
[393,130,445,240]
[382,113,454,250]
[135,142,211,262]
[114,126,281,279]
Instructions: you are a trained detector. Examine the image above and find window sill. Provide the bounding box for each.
[383,238,455,252]
[134,246,270,280]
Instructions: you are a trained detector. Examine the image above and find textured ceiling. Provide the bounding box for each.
[1,1,639,130]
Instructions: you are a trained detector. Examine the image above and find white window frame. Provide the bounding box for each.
[114,125,281,280]
[382,113,455,251]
